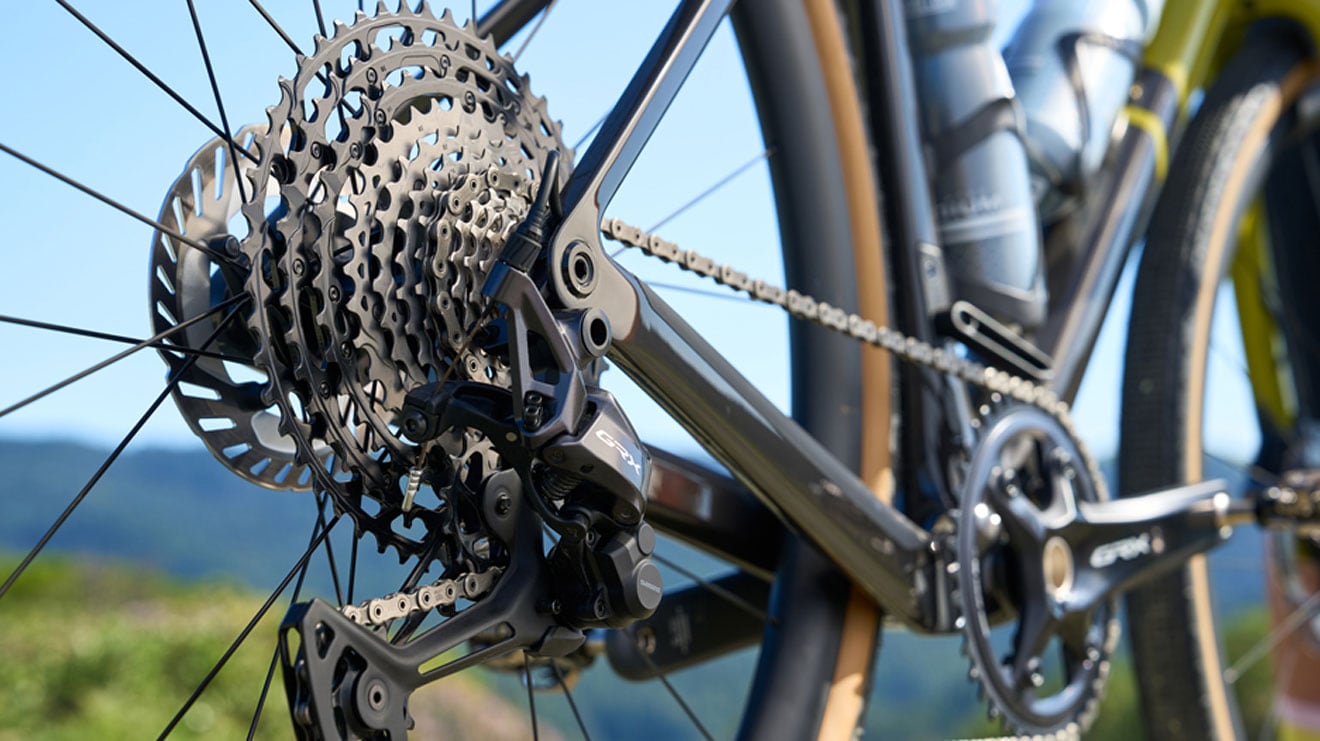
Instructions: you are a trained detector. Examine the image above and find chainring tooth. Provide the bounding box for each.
[953,404,1118,738]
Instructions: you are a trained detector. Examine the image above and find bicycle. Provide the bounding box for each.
[2,0,1320,738]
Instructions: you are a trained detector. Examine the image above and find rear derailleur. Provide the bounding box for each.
[278,155,661,739]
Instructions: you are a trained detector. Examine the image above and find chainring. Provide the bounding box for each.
[955,403,1119,737]
[236,5,568,559]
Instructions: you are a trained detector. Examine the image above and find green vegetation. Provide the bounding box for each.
[0,557,546,740]
[0,556,288,739]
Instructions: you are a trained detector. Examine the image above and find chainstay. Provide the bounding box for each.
[600,217,1107,503]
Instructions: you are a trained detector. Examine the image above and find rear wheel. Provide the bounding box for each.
[1121,26,1320,740]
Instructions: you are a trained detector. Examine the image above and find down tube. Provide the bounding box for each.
[609,277,934,627]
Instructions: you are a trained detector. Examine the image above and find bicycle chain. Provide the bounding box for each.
[600,217,1106,502]
[339,567,502,628]
[602,217,1098,740]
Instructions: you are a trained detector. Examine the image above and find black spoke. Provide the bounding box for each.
[647,280,758,304]
[0,142,238,266]
[1224,588,1320,685]
[0,294,247,421]
[347,534,360,605]
[54,0,256,163]
[245,0,349,135]
[632,642,714,741]
[650,552,776,625]
[648,147,774,233]
[0,305,242,602]
[610,147,773,260]
[246,500,330,739]
[184,0,251,204]
[572,113,607,152]
[160,512,342,739]
[246,649,281,741]
[312,0,328,35]
[315,492,345,606]
[248,0,302,54]
[551,662,592,741]
[0,314,252,365]
[524,652,541,741]
[510,0,557,64]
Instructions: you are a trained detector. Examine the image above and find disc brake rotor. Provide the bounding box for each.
[149,124,319,490]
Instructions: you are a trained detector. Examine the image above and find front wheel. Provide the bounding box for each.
[1121,25,1320,740]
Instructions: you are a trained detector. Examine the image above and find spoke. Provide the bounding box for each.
[159,512,342,738]
[1203,448,1279,488]
[315,492,345,606]
[1210,340,1250,384]
[510,0,557,64]
[0,314,252,365]
[0,294,247,421]
[524,652,541,741]
[185,0,250,204]
[631,641,714,741]
[645,280,759,304]
[247,499,329,739]
[1258,643,1300,740]
[248,0,302,54]
[246,649,281,741]
[650,552,776,625]
[647,147,774,234]
[311,0,328,36]
[572,113,607,152]
[0,306,242,602]
[550,662,592,741]
[1224,588,1320,684]
[0,142,239,266]
[53,0,256,163]
[347,534,360,605]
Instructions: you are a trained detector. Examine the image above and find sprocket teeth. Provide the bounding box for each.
[229,2,567,561]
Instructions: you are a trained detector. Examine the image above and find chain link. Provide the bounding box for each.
[340,567,502,627]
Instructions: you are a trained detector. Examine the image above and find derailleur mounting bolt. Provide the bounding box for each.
[494,490,513,517]
[524,391,546,430]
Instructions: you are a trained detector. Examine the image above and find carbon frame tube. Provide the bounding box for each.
[523,0,936,627]
[608,278,934,626]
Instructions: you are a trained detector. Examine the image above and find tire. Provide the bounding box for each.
[0,2,890,739]
[1120,27,1320,740]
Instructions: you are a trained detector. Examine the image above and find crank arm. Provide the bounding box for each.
[994,479,1231,617]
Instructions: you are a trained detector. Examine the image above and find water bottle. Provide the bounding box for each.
[1005,0,1166,221]
[907,0,1047,331]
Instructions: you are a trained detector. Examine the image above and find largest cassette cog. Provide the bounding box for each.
[238,5,569,558]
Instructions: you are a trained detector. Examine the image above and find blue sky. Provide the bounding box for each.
[0,0,1257,466]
